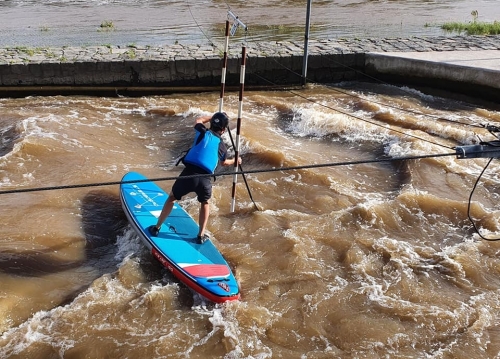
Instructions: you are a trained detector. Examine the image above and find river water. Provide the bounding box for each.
[2,1,500,359]
[0,0,499,47]
[1,82,500,358]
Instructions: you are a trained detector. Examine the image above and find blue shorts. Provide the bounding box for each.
[172,166,212,203]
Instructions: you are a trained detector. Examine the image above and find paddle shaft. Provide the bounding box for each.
[227,128,259,211]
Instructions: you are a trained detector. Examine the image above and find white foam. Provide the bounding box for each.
[287,105,395,145]
[114,227,144,264]
[399,86,437,102]
[0,308,77,358]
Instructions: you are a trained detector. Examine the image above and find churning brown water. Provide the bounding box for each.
[1,82,500,358]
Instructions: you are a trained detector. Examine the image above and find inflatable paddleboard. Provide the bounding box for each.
[120,171,240,303]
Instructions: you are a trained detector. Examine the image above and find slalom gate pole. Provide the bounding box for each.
[230,46,246,213]
[219,20,230,112]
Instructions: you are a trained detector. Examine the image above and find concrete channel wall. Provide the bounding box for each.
[0,35,499,99]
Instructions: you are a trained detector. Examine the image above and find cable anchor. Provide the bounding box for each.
[228,10,247,36]
[456,141,500,159]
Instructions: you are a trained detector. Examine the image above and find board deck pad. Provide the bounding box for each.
[120,171,240,302]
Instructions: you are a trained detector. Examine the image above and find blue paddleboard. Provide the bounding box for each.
[120,171,240,303]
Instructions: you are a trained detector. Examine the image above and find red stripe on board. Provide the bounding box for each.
[152,248,240,303]
[182,264,230,277]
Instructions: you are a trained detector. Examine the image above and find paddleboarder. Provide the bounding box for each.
[148,112,242,243]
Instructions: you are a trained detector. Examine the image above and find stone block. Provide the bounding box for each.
[59,62,76,77]
[291,55,303,73]
[196,57,220,72]
[175,59,196,76]
[27,63,43,78]
[40,62,60,79]
[307,54,323,69]
[52,76,75,85]
[155,67,172,83]
[196,70,213,81]
[226,58,240,74]
[1,73,28,85]
[9,63,29,75]
[73,62,97,85]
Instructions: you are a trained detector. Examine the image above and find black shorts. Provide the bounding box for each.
[172,167,212,203]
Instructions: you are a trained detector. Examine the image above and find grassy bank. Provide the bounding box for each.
[441,21,500,35]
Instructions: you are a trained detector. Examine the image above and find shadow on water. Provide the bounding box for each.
[0,241,84,277]
[81,190,129,274]
[370,145,413,191]
[0,122,21,157]
[0,190,129,278]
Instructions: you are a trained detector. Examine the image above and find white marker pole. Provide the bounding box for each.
[219,20,230,112]
[230,46,246,213]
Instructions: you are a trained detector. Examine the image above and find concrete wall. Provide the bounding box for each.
[0,51,365,96]
[0,37,499,99]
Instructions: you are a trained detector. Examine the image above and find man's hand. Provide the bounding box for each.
[222,157,242,166]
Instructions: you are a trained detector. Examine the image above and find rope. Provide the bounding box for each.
[0,152,457,195]
[185,0,218,48]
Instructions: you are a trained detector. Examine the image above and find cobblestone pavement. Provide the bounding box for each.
[0,35,499,65]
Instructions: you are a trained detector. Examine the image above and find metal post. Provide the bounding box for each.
[302,0,312,86]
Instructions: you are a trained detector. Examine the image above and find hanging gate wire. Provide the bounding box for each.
[467,158,499,241]
[457,126,500,241]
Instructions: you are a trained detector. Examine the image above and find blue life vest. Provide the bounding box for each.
[183,129,221,174]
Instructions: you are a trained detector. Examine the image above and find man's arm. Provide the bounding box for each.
[195,115,212,125]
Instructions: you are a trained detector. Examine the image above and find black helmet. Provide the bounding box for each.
[210,112,229,131]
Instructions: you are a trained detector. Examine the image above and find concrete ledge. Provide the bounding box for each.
[0,50,366,92]
[0,37,499,99]
[365,51,500,101]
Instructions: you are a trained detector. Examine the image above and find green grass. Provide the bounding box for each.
[125,48,136,59]
[441,20,500,35]
[14,46,36,56]
[98,20,115,32]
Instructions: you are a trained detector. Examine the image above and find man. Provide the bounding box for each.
[148,112,242,244]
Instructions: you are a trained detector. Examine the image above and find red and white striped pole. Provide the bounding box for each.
[230,46,246,213]
[219,20,230,112]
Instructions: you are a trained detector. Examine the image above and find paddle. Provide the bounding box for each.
[227,128,260,211]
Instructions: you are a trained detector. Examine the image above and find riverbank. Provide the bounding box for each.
[0,35,499,99]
